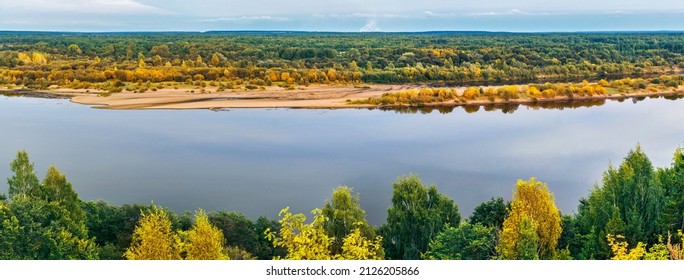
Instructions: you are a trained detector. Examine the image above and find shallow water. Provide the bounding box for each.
[1,95,683,225]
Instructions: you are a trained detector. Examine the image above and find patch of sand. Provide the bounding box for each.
[69,84,420,109]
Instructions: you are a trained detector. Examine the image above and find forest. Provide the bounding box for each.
[1,144,683,260]
[1,32,684,93]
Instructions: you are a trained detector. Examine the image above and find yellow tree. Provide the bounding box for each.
[266,207,384,260]
[124,204,181,260]
[183,209,228,260]
[607,234,646,260]
[526,86,542,98]
[462,87,481,100]
[497,177,562,259]
[265,207,334,260]
[340,226,384,260]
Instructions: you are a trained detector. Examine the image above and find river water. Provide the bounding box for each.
[1,95,683,225]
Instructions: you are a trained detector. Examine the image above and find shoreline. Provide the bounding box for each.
[1,84,682,110]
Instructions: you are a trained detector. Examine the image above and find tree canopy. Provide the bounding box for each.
[497,177,562,260]
[321,186,375,255]
[424,222,496,260]
[380,174,461,260]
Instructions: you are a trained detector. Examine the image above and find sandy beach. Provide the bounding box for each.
[68,84,420,110]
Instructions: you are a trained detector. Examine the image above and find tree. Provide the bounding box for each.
[322,186,375,255]
[7,150,41,199]
[469,197,509,229]
[266,207,383,260]
[607,234,646,260]
[253,216,286,260]
[0,196,97,259]
[183,209,228,260]
[81,200,128,259]
[380,174,461,260]
[124,204,181,260]
[42,165,84,222]
[0,203,21,259]
[2,151,96,259]
[265,207,334,260]
[497,177,562,259]
[659,147,684,234]
[644,236,669,260]
[462,87,480,99]
[67,44,82,56]
[515,217,541,260]
[208,211,257,255]
[575,145,663,259]
[340,227,384,260]
[668,230,684,260]
[424,222,496,260]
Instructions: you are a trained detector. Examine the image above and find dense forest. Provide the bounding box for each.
[1,32,684,93]
[1,144,683,260]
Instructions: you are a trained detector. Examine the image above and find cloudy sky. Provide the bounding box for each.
[1,0,683,32]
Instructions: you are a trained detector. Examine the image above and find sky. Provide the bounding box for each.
[1,0,684,32]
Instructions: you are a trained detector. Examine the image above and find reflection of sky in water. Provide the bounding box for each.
[1,95,683,225]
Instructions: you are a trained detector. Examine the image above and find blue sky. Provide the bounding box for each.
[1,0,683,32]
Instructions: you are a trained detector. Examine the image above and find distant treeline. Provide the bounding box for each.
[0,32,683,92]
[1,144,683,260]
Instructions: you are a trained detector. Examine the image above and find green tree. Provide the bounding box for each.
[497,177,561,260]
[644,236,669,260]
[42,165,84,222]
[424,222,496,260]
[208,211,257,255]
[380,174,461,260]
[515,217,540,260]
[322,186,375,255]
[659,147,684,234]
[575,145,663,259]
[253,216,286,260]
[0,196,97,259]
[183,209,228,260]
[81,200,128,259]
[7,150,41,199]
[469,197,509,229]
[124,204,181,260]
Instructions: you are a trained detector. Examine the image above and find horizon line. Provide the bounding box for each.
[1,29,684,34]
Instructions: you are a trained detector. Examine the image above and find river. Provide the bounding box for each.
[1,94,683,225]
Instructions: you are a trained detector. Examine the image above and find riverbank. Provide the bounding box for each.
[1,83,682,110]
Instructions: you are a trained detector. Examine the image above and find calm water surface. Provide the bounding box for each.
[1,95,683,225]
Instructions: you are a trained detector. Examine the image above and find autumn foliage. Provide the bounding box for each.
[497,178,562,259]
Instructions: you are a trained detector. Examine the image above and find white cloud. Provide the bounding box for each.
[359,19,381,32]
[2,0,167,14]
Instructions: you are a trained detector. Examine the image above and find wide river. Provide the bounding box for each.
[1,95,683,225]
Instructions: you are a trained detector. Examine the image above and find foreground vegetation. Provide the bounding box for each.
[1,32,684,94]
[1,144,683,260]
